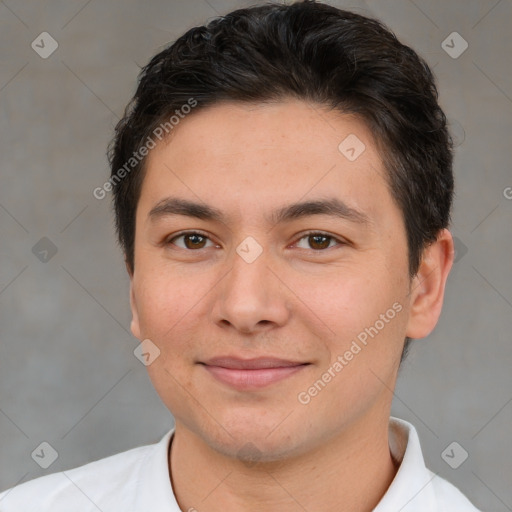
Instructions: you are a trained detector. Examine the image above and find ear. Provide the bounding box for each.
[126,259,142,340]
[405,228,454,339]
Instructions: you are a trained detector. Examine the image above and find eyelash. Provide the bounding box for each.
[165,230,346,252]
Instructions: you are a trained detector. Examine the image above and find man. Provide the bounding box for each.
[0,1,482,510]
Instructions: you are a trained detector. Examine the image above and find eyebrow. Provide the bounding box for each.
[148,196,371,226]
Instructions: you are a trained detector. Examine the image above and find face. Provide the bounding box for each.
[129,99,422,461]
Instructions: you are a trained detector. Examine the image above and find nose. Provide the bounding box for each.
[211,242,291,334]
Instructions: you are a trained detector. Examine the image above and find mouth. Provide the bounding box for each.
[199,356,310,390]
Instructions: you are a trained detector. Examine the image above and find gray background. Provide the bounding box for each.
[0,0,511,510]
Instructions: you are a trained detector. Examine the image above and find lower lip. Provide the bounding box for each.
[202,364,307,390]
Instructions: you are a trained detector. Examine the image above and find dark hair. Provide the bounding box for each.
[107,0,454,362]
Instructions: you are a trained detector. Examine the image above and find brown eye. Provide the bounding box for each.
[295,232,342,251]
[167,232,214,250]
[309,234,331,250]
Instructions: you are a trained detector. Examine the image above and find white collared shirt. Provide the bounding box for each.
[0,416,481,511]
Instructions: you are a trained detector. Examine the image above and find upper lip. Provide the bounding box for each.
[201,356,308,370]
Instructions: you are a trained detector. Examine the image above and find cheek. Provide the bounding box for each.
[311,271,383,329]
[312,279,407,414]
[136,273,199,401]
[134,272,192,345]
[315,265,407,359]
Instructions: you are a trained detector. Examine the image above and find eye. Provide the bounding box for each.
[164,230,345,252]
[294,231,345,251]
[166,231,217,250]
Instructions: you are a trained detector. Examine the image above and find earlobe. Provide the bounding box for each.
[405,229,455,340]
[125,258,141,339]
[129,278,142,341]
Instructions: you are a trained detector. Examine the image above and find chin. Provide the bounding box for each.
[202,416,308,463]
[213,433,301,464]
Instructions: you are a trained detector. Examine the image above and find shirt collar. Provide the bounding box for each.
[134,427,180,511]
[374,416,438,511]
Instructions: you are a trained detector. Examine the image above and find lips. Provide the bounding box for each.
[203,356,306,369]
[200,356,310,389]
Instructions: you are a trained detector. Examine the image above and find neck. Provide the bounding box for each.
[169,407,400,512]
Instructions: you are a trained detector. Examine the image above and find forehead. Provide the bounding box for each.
[152,99,379,163]
[138,99,393,226]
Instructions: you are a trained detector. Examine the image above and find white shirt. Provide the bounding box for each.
[0,416,481,511]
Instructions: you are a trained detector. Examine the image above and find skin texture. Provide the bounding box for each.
[128,99,454,512]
